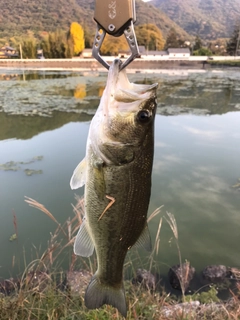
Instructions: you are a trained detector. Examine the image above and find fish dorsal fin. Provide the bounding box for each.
[131,223,152,252]
[74,217,95,257]
[70,157,87,190]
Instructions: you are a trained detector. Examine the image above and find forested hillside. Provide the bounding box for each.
[0,0,190,42]
[0,0,87,37]
[151,0,240,39]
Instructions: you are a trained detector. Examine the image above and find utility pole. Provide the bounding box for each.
[19,44,23,59]
[236,25,240,56]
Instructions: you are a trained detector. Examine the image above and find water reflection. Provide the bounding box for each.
[0,112,92,140]
[0,69,239,118]
[0,69,240,281]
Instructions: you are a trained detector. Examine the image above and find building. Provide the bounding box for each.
[37,49,44,59]
[167,48,191,59]
[146,50,168,57]
[118,46,192,59]
[81,49,92,58]
[119,46,146,58]
[0,46,19,58]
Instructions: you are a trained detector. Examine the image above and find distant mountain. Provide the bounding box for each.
[134,0,190,39]
[151,0,240,39]
[0,0,190,41]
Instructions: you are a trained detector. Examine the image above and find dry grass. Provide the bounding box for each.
[1,197,240,319]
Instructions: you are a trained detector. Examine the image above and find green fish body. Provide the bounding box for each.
[70,59,158,317]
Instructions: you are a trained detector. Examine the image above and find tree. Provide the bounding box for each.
[193,47,212,56]
[21,39,37,58]
[40,30,74,58]
[193,35,202,51]
[208,39,227,56]
[84,26,94,49]
[164,28,183,49]
[69,22,85,55]
[227,25,240,56]
[135,24,165,51]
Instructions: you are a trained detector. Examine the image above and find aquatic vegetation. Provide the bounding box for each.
[231,178,240,190]
[0,71,105,117]
[9,233,17,242]
[0,156,43,174]
[0,161,20,171]
[24,169,43,176]
[1,70,240,117]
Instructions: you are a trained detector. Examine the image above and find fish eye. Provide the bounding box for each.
[137,110,151,122]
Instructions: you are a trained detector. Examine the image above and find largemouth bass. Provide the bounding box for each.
[70,59,158,317]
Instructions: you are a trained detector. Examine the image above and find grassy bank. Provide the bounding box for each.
[1,270,240,319]
[207,60,240,67]
[1,197,240,319]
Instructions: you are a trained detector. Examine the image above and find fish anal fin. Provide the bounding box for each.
[70,157,87,190]
[132,224,152,252]
[74,218,94,257]
[85,274,127,318]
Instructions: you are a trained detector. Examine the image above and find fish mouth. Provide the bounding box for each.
[101,59,158,120]
[107,59,122,88]
[106,59,158,100]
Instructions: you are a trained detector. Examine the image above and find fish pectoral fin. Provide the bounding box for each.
[85,274,127,318]
[70,157,87,190]
[132,223,152,252]
[101,142,134,165]
[74,217,94,257]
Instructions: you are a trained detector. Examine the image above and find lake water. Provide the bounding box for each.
[0,68,240,283]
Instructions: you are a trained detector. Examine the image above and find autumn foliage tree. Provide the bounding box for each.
[135,24,165,51]
[69,22,85,56]
[100,34,128,56]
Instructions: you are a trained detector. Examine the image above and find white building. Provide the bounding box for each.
[167,48,191,59]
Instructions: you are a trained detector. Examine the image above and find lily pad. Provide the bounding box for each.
[24,169,43,176]
[0,157,44,173]
[9,233,17,241]
[0,161,20,171]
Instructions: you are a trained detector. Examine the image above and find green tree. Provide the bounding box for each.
[193,47,212,56]
[69,22,85,55]
[135,24,165,51]
[164,28,183,49]
[227,25,240,56]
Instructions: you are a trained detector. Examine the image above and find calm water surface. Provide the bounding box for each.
[0,68,240,281]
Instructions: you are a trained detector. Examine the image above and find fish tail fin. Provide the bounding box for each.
[85,274,127,318]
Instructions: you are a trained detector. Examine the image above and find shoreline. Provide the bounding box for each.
[0,58,239,72]
[0,58,209,70]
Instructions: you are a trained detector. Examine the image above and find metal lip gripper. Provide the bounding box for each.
[92,0,140,70]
